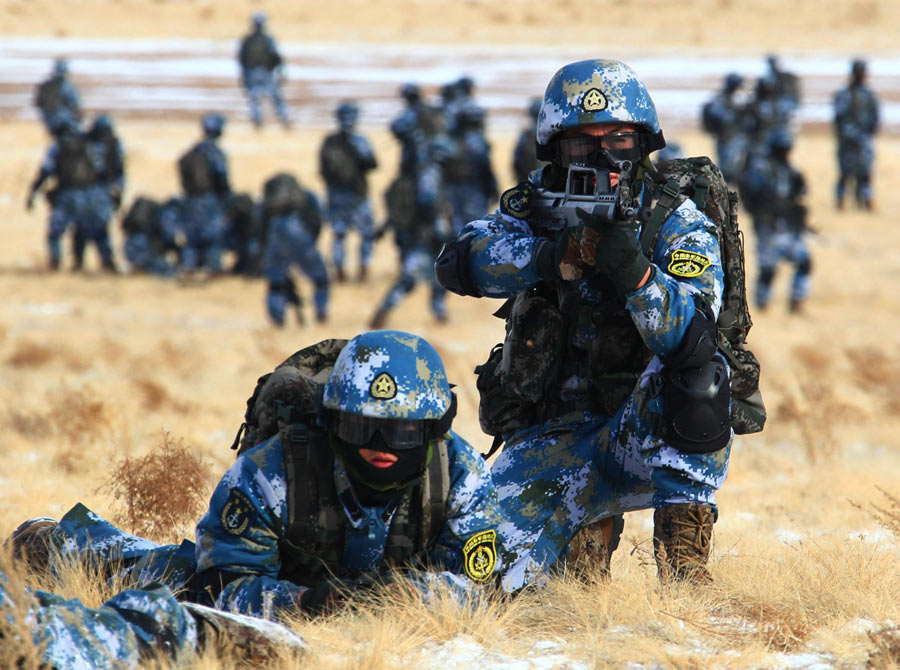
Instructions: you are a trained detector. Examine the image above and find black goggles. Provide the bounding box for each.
[548,132,646,169]
[329,394,457,451]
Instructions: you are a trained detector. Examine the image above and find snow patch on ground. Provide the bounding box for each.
[406,635,590,670]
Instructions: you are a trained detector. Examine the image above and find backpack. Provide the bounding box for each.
[240,33,273,70]
[700,101,721,134]
[122,196,161,235]
[229,339,450,581]
[178,145,213,195]
[262,172,306,217]
[320,135,363,192]
[36,79,62,111]
[642,156,766,435]
[56,133,95,189]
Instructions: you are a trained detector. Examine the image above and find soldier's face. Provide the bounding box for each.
[359,448,399,469]
[559,122,640,186]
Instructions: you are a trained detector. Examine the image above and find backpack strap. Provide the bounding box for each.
[640,178,683,258]
[421,439,450,548]
[282,424,312,544]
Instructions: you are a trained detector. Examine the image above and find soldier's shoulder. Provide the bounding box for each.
[445,431,489,474]
[236,434,286,473]
[498,180,537,220]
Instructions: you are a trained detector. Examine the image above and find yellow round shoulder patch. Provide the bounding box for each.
[370,372,397,399]
[667,249,712,278]
[463,529,497,582]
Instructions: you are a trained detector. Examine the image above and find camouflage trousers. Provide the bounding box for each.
[836,136,875,205]
[72,184,115,268]
[181,193,225,272]
[47,188,93,266]
[494,357,732,593]
[446,183,490,237]
[376,246,446,319]
[327,189,375,271]
[755,227,811,307]
[0,574,199,669]
[243,67,289,127]
[716,136,748,185]
[124,234,175,276]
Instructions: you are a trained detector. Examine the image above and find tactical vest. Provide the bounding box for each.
[36,78,63,111]
[476,158,765,450]
[122,197,161,235]
[442,137,472,183]
[320,135,366,195]
[276,425,451,586]
[178,145,214,196]
[56,134,95,189]
[93,137,123,183]
[241,33,273,69]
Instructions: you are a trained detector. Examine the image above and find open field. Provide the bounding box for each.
[2,1,900,668]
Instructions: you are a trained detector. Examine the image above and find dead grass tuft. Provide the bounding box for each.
[0,548,46,670]
[98,432,213,544]
[5,339,56,368]
[46,385,113,446]
[864,487,900,541]
[131,376,190,413]
[869,626,900,669]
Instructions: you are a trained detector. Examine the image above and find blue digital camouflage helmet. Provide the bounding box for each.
[336,102,359,130]
[323,330,455,422]
[535,59,666,162]
[202,113,225,138]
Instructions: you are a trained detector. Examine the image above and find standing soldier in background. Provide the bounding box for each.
[261,172,329,326]
[369,134,452,329]
[33,58,81,135]
[833,59,879,210]
[741,129,811,313]
[512,98,544,183]
[25,117,115,272]
[238,12,290,129]
[177,113,231,273]
[319,102,378,282]
[444,104,498,236]
[700,73,747,184]
[763,54,801,120]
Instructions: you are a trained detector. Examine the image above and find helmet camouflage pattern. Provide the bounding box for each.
[536,59,665,154]
[202,112,225,138]
[322,330,453,420]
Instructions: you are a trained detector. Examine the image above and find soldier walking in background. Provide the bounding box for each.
[512,98,544,183]
[700,73,748,184]
[833,59,879,210]
[237,12,290,129]
[369,135,453,329]
[261,172,329,326]
[33,58,81,135]
[176,113,231,273]
[26,117,115,272]
[741,129,811,313]
[319,102,378,282]
[444,104,498,237]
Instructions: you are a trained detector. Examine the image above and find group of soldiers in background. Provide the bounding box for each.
[28,53,509,328]
[701,55,879,313]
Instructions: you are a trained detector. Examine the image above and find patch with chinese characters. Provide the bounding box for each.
[500,183,535,219]
[667,249,712,278]
[370,372,397,400]
[220,488,255,536]
[581,87,608,112]
[463,529,497,582]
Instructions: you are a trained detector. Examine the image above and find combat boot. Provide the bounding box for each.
[652,503,715,585]
[568,515,623,581]
[357,265,368,282]
[335,266,346,283]
[369,308,388,330]
[7,517,59,575]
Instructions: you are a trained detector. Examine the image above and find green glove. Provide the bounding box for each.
[533,226,586,282]
[575,208,650,295]
[299,580,346,616]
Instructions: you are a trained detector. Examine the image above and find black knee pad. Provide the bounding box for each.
[657,310,731,453]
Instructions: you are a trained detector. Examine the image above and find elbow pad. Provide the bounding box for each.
[434,237,481,297]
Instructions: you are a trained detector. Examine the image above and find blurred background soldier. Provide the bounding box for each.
[237,12,290,129]
[33,58,81,135]
[121,195,178,276]
[833,59,879,210]
[393,83,428,177]
[444,104,498,236]
[224,192,263,276]
[176,113,230,273]
[369,136,452,328]
[742,76,793,161]
[512,97,544,183]
[741,128,811,313]
[763,54,801,119]
[261,172,328,325]
[700,73,748,184]
[25,117,116,271]
[319,102,378,282]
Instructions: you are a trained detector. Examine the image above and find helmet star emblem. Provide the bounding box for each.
[582,88,608,112]
[370,372,397,400]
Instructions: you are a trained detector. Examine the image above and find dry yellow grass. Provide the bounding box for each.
[2,2,900,667]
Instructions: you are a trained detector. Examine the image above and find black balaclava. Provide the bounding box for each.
[335,433,430,506]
